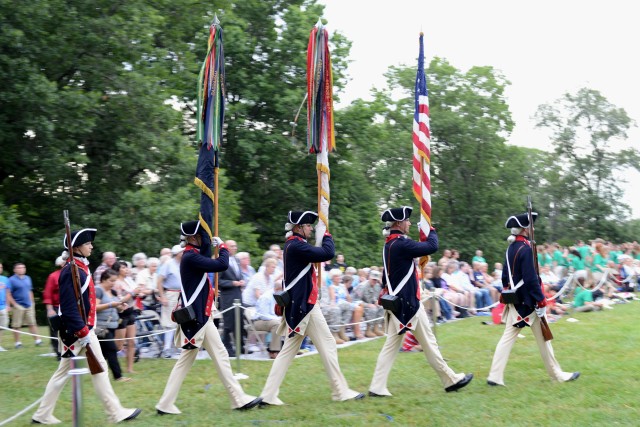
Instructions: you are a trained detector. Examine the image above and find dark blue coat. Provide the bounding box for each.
[283,232,335,336]
[179,246,229,340]
[382,230,438,333]
[58,258,96,355]
[502,236,546,326]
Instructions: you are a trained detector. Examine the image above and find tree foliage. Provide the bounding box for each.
[535,88,638,240]
[1,0,638,295]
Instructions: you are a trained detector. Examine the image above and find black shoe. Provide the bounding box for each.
[568,372,580,381]
[258,400,272,408]
[123,408,142,421]
[445,373,474,392]
[31,420,42,424]
[368,391,387,398]
[157,409,170,416]
[350,393,365,400]
[236,397,262,411]
[487,380,502,387]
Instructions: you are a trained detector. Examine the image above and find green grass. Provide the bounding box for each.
[1,302,639,426]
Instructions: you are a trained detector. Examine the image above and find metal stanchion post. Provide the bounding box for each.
[70,356,89,427]
[233,299,248,379]
[431,292,438,338]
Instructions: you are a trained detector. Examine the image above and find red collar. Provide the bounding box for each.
[385,233,405,244]
[287,234,306,242]
[515,235,531,245]
[184,244,200,253]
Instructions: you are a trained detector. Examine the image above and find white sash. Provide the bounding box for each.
[283,264,312,292]
[382,243,415,296]
[180,273,208,307]
[505,247,525,291]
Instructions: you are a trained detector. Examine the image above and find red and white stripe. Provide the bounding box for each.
[412,93,432,242]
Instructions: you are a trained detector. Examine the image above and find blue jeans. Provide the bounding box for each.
[475,288,492,309]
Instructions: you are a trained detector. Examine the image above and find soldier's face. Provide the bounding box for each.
[76,242,93,257]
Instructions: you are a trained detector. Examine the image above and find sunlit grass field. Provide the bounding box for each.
[1,302,638,426]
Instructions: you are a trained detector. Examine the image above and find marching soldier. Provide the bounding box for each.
[369,206,473,397]
[260,211,364,405]
[32,228,141,424]
[487,212,580,386]
[156,221,261,415]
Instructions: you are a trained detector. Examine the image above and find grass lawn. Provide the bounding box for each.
[1,302,638,426]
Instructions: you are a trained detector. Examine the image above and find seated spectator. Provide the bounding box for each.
[242,258,277,307]
[358,270,384,337]
[431,265,464,319]
[573,277,603,312]
[344,266,359,288]
[319,276,344,344]
[472,250,486,264]
[539,265,560,288]
[420,263,442,323]
[543,284,567,319]
[467,262,494,310]
[327,269,364,341]
[253,281,283,359]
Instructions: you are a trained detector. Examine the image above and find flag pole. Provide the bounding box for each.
[214,155,219,304]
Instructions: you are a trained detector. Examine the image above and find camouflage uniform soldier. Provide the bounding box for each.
[360,271,385,337]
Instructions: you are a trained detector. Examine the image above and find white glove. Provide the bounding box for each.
[78,335,91,347]
[315,221,327,237]
[535,306,546,318]
[212,236,223,247]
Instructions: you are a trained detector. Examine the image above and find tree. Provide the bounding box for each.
[340,58,525,263]
[535,88,638,239]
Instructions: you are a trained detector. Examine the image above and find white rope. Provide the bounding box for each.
[0,326,55,340]
[326,316,384,328]
[436,295,499,311]
[0,397,42,426]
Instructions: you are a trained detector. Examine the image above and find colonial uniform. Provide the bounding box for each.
[33,229,140,425]
[487,212,579,386]
[260,211,362,405]
[369,207,471,396]
[156,221,260,414]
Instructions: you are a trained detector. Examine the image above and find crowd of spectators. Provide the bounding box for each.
[1,239,638,361]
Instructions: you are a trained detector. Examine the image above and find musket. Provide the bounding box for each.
[526,197,554,341]
[63,210,104,374]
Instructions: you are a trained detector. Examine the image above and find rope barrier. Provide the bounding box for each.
[326,316,384,328]
[0,397,42,426]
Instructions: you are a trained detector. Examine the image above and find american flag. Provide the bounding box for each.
[412,33,432,244]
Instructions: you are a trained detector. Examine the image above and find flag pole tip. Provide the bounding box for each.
[212,13,220,25]
[316,17,323,27]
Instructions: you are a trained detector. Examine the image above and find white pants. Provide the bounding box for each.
[369,305,464,395]
[32,331,136,424]
[156,319,255,412]
[261,304,360,404]
[487,315,573,385]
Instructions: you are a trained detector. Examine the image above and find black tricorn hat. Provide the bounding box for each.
[381,206,413,222]
[505,212,538,228]
[288,211,318,225]
[180,220,201,236]
[63,228,97,250]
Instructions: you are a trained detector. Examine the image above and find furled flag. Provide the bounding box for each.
[412,33,432,268]
[195,16,225,258]
[307,19,335,245]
